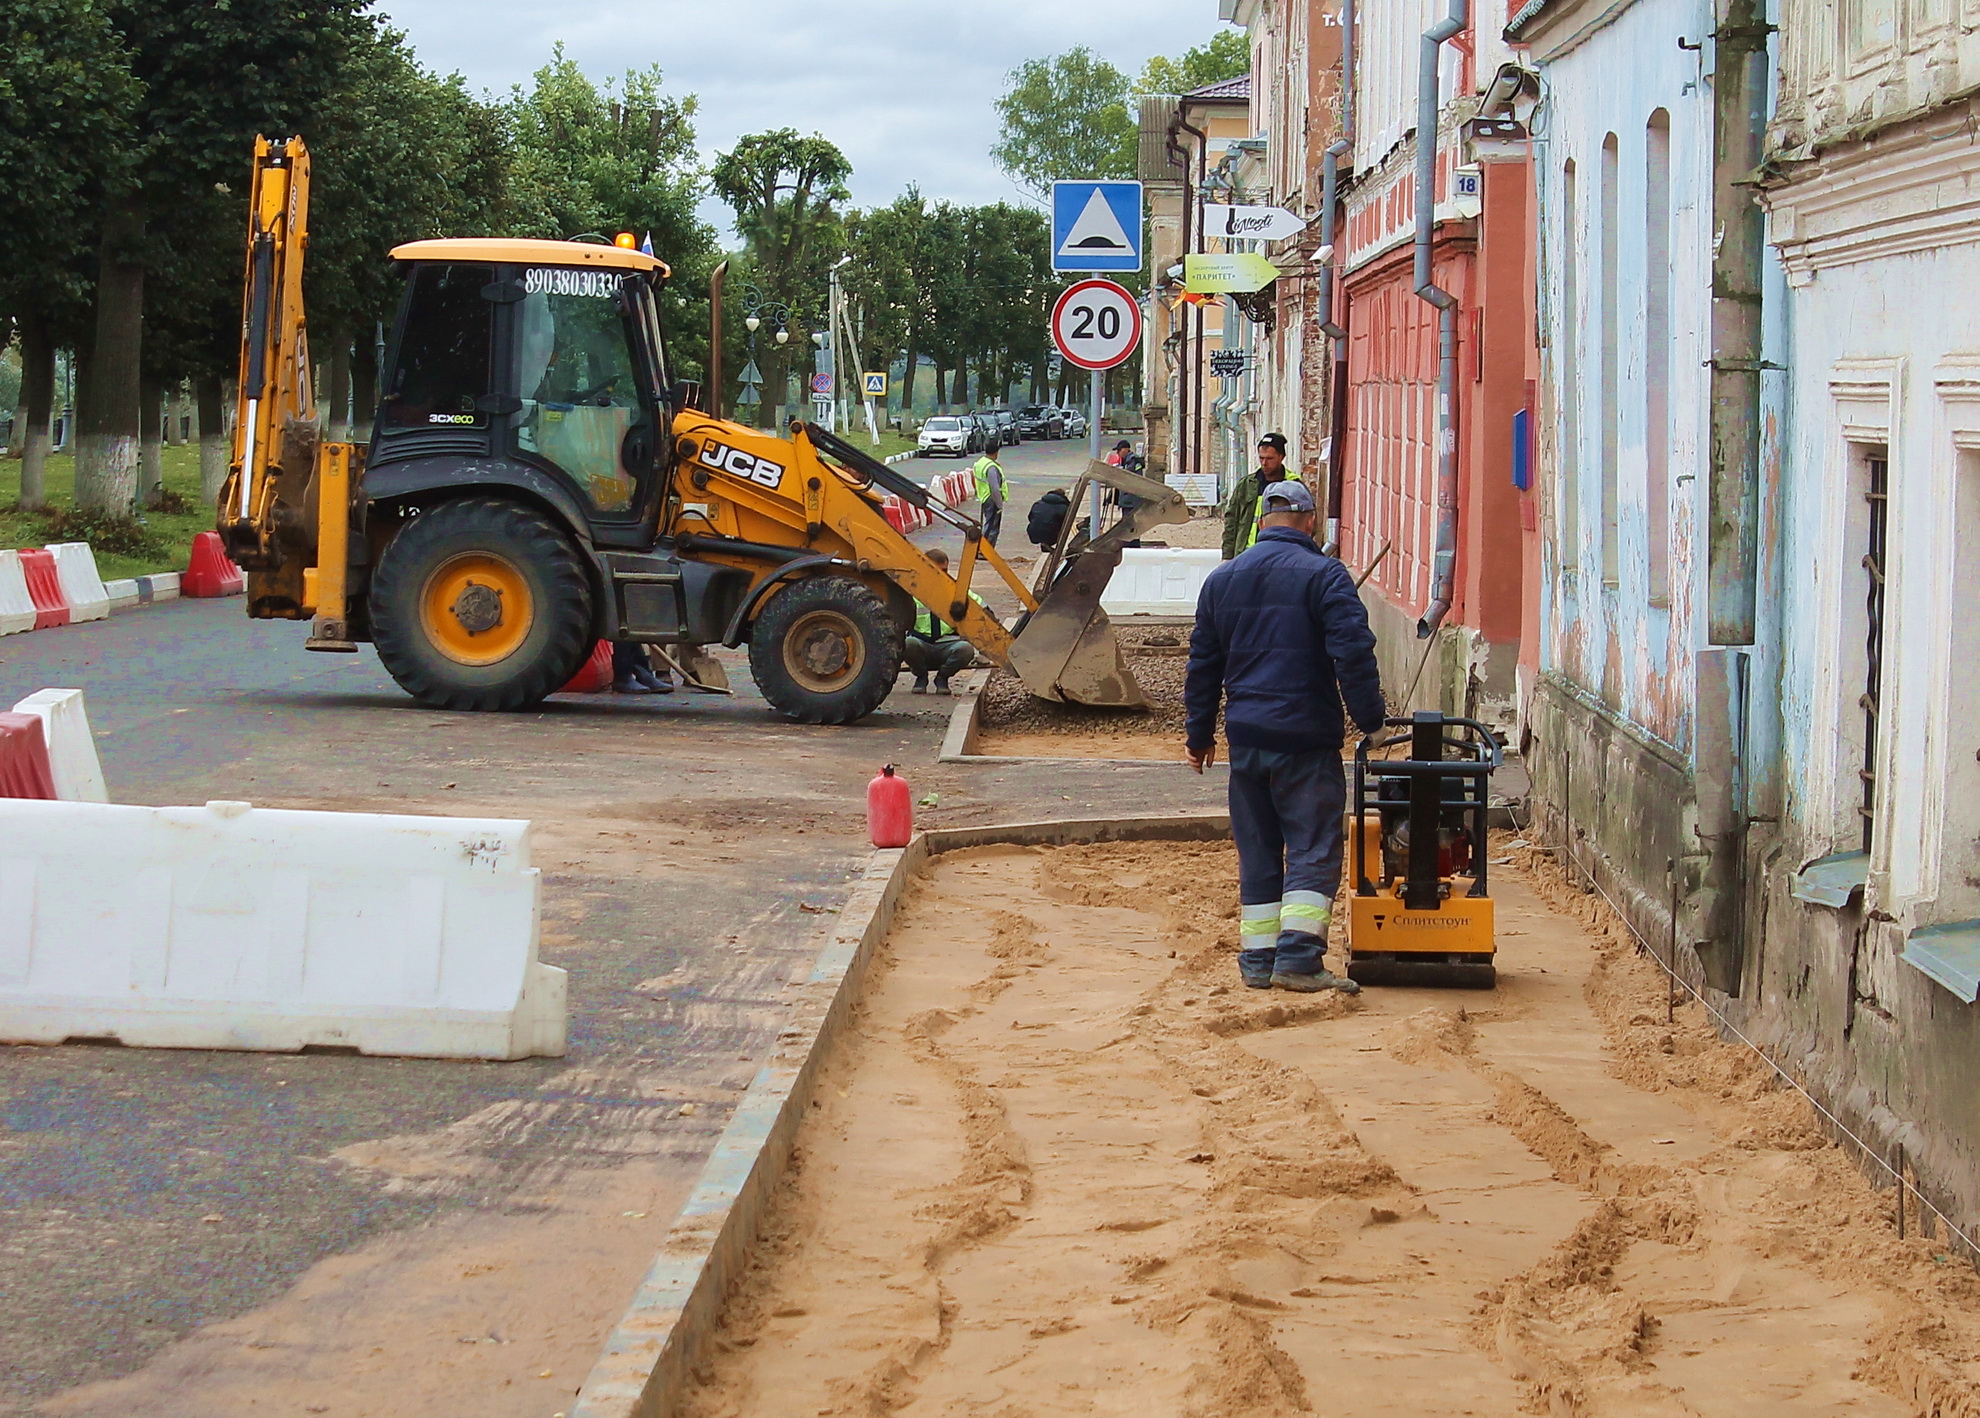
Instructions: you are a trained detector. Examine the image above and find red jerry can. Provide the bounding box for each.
[867,764,913,848]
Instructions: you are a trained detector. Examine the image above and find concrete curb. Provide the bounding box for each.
[569,811,1231,1418]
[103,572,182,612]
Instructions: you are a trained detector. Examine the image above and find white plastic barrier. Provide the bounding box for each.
[1100,547,1222,616]
[46,542,109,623]
[0,800,565,1059]
[0,552,33,636]
[12,689,107,802]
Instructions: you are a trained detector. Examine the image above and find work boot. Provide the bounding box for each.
[631,663,674,693]
[1240,969,1274,990]
[1271,969,1361,995]
[911,676,929,694]
[612,675,655,695]
[935,675,954,694]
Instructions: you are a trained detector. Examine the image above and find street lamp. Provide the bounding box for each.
[739,286,809,425]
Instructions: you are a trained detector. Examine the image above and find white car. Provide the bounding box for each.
[917,416,970,457]
[1060,407,1089,438]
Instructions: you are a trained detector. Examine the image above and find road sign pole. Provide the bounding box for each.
[1088,371,1104,535]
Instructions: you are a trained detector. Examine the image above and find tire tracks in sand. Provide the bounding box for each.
[680,841,1979,1418]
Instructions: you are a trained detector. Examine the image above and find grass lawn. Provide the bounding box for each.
[0,445,210,581]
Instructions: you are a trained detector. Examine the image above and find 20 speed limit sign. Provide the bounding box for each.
[1051,279,1142,371]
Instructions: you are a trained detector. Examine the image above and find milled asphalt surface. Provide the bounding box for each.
[0,438,1221,1412]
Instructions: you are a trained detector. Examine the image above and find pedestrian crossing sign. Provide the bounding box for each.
[863,372,887,396]
[1052,181,1144,273]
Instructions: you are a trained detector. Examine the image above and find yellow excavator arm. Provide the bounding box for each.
[217,135,356,650]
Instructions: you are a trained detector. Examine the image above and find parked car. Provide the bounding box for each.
[1060,406,1089,438]
[917,416,970,457]
[957,413,988,454]
[981,408,1021,446]
[1015,404,1066,439]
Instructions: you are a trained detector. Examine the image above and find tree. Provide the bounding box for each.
[504,47,720,383]
[1134,30,1250,97]
[712,130,850,419]
[991,48,1135,200]
[73,0,368,513]
[843,191,926,417]
[0,0,137,504]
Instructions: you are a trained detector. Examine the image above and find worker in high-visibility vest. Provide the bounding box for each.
[971,436,1007,546]
[1221,432,1291,560]
[903,547,981,694]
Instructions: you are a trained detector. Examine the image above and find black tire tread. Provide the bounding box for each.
[370,496,593,712]
[747,575,904,725]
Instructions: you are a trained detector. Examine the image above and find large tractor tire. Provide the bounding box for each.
[747,574,904,724]
[370,496,594,711]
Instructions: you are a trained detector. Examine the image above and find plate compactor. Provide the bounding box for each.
[1346,711,1504,989]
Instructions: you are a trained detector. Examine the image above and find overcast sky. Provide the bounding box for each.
[375,0,1229,236]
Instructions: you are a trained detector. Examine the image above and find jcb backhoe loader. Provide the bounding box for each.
[220,136,1184,722]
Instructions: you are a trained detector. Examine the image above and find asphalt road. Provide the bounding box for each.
[0,436,1224,1415]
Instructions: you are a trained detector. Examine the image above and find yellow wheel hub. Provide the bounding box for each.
[422,553,534,666]
[782,608,865,693]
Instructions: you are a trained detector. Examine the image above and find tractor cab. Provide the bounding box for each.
[370,239,684,550]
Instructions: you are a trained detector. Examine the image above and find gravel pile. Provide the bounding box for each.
[979,623,1218,740]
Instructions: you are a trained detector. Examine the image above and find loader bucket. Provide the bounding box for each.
[1007,462,1189,707]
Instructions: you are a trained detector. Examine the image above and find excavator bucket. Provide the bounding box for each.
[1007,461,1190,707]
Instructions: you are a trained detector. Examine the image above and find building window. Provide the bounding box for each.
[1645,111,1672,606]
[1560,158,1579,568]
[1600,133,1620,588]
[1861,447,1890,852]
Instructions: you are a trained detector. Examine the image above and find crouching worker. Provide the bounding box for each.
[904,547,978,695]
[1183,479,1385,993]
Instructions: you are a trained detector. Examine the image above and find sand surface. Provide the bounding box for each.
[679,840,1980,1417]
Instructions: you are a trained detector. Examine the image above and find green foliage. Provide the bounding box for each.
[504,47,720,380]
[39,504,166,558]
[306,27,514,352]
[1134,30,1251,97]
[0,0,139,334]
[991,47,1136,199]
[713,130,852,410]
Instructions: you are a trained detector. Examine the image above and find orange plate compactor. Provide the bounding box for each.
[1347,711,1503,989]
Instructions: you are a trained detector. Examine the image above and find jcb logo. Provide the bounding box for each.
[700,440,784,490]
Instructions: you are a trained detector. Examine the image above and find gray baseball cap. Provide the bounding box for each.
[1260,479,1316,513]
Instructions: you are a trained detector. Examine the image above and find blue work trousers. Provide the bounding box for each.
[1229,744,1346,978]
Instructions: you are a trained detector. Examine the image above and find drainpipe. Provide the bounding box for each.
[1318,0,1356,554]
[1175,115,1207,480]
[1414,0,1467,638]
[1693,0,1772,995]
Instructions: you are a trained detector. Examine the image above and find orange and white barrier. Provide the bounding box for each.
[182,531,245,597]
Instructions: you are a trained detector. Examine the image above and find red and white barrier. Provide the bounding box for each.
[47,543,109,622]
[0,713,57,799]
[18,549,68,629]
[559,640,615,694]
[0,799,565,1059]
[0,552,34,637]
[182,530,245,597]
[881,494,933,534]
[13,689,108,802]
[927,469,976,509]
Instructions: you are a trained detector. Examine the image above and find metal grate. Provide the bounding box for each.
[1860,452,1889,853]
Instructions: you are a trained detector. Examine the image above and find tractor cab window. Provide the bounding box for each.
[381,263,492,430]
[516,268,645,515]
